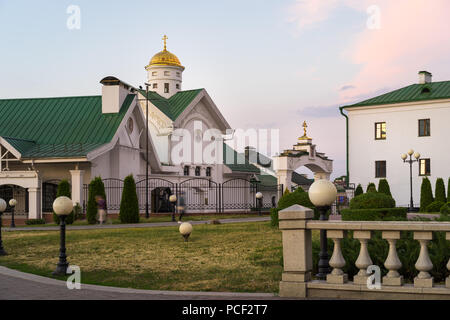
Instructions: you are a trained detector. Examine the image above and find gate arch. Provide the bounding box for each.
[178,178,219,212]
[136,178,175,213]
[221,178,257,211]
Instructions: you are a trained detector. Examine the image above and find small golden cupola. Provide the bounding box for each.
[145,35,185,98]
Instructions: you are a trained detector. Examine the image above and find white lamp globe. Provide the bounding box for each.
[169,195,177,203]
[53,196,74,216]
[401,154,407,161]
[0,198,6,213]
[414,152,420,160]
[407,149,414,156]
[256,192,263,199]
[179,222,193,236]
[9,199,17,207]
[308,180,337,207]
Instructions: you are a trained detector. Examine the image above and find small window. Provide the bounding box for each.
[164,83,169,93]
[419,159,431,176]
[375,122,386,140]
[206,167,211,177]
[176,72,181,77]
[183,166,190,176]
[418,119,430,137]
[375,161,386,178]
[176,84,180,89]
[195,166,201,176]
[152,83,158,89]
[152,72,157,76]
[164,71,170,76]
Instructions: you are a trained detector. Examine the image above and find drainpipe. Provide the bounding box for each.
[339,107,349,188]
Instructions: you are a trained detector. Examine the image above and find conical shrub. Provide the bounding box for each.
[119,175,140,223]
[366,183,377,193]
[355,184,364,197]
[378,179,392,197]
[420,177,434,212]
[435,178,446,203]
[86,177,106,224]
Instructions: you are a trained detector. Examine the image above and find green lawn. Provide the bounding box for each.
[0,221,293,293]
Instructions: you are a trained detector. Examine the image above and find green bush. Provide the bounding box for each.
[341,208,407,221]
[419,177,434,212]
[366,183,377,193]
[349,192,395,210]
[440,202,450,215]
[73,202,83,221]
[86,177,106,225]
[377,179,392,197]
[52,180,75,225]
[25,219,46,225]
[435,178,446,203]
[425,201,445,213]
[119,175,140,224]
[354,184,363,197]
[447,178,450,202]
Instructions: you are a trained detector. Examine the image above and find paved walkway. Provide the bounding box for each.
[0,266,281,300]
[3,217,271,232]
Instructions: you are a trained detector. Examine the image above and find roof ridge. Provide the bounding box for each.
[0,95,100,102]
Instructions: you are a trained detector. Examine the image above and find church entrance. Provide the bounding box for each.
[151,187,172,213]
[0,184,28,214]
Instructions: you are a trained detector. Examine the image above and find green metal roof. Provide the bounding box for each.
[0,94,135,159]
[223,143,260,173]
[342,81,450,109]
[139,89,203,121]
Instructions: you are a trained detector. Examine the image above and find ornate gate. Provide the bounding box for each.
[136,178,175,213]
[221,178,257,211]
[178,178,219,212]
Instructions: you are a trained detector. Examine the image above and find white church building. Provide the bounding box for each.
[340,71,450,207]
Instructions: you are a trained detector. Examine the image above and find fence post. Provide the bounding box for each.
[279,204,314,298]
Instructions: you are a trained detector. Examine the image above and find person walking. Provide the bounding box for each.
[178,192,186,222]
[96,195,107,225]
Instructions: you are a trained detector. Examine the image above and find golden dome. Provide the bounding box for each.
[145,35,184,70]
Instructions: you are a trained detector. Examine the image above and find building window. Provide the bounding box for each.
[206,167,211,177]
[183,166,190,176]
[176,84,180,89]
[375,122,386,140]
[418,119,430,137]
[375,161,386,178]
[164,83,169,93]
[176,72,181,77]
[195,166,201,176]
[152,83,158,89]
[164,71,170,76]
[419,159,431,176]
[152,72,157,76]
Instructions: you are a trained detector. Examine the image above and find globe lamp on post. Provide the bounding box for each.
[52,196,73,276]
[169,194,177,222]
[179,222,193,242]
[9,199,17,228]
[401,149,421,212]
[308,179,337,280]
[256,192,263,216]
[0,199,8,256]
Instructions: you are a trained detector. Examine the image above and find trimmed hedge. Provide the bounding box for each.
[119,175,140,224]
[435,178,446,203]
[25,219,46,225]
[341,208,407,221]
[441,202,450,215]
[86,177,106,225]
[366,183,377,193]
[349,192,395,210]
[52,180,75,225]
[426,201,446,213]
[420,177,434,212]
[355,184,363,197]
[378,179,392,197]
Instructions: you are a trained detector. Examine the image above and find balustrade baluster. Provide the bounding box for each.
[353,231,373,285]
[446,232,450,289]
[327,230,347,284]
[414,231,434,288]
[382,231,403,286]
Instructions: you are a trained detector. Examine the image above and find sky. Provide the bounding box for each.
[1,0,449,179]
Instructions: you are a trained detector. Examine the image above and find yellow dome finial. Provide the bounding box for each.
[162,34,168,51]
[299,121,311,140]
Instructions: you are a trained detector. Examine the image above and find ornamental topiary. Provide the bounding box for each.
[355,184,364,197]
[119,175,140,223]
[435,178,446,203]
[378,179,392,197]
[349,192,395,210]
[53,180,75,225]
[86,177,107,224]
[447,178,450,202]
[425,201,445,213]
[366,183,377,193]
[419,177,434,212]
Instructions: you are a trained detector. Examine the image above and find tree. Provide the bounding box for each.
[378,179,392,197]
[435,178,446,203]
[355,184,364,197]
[419,177,434,212]
[119,175,140,223]
[366,183,377,193]
[448,178,450,202]
[86,177,106,224]
[53,180,75,225]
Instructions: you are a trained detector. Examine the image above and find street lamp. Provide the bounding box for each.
[0,198,7,256]
[308,179,337,280]
[179,222,193,242]
[52,196,73,276]
[9,199,17,228]
[401,149,420,212]
[256,192,263,216]
[169,194,177,222]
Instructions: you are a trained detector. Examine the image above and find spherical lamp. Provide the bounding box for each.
[0,199,6,213]
[401,154,407,161]
[255,192,263,199]
[169,195,177,203]
[8,198,17,228]
[9,199,17,207]
[0,198,7,255]
[414,152,420,160]
[52,196,73,276]
[308,179,337,207]
[407,149,414,156]
[179,222,193,242]
[53,196,73,216]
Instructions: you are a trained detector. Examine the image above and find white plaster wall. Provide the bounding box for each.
[348,100,450,206]
[147,65,183,98]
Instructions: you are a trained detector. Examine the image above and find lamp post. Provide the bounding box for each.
[9,199,17,228]
[169,194,177,222]
[308,179,337,280]
[179,222,193,242]
[401,149,420,212]
[52,196,73,276]
[145,84,150,219]
[0,198,8,256]
[256,192,263,216]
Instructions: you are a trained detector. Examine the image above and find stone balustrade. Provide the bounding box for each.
[279,205,450,300]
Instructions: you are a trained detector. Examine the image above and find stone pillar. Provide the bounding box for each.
[277,169,293,192]
[279,204,314,298]
[28,187,41,219]
[70,170,85,206]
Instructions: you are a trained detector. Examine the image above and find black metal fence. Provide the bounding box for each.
[83,178,283,214]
